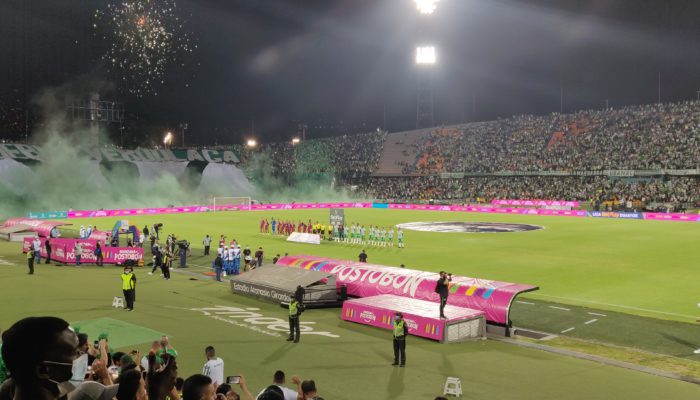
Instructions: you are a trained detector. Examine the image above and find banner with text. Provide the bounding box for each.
[276,255,538,325]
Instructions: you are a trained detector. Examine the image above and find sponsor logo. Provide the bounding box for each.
[188,305,339,338]
[404,318,418,330]
[329,264,428,297]
[360,310,376,323]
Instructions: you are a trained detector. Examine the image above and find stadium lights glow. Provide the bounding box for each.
[163,131,173,145]
[415,0,439,14]
[291,137,301,145]
[416,46,436,65]
[246,139,257,148]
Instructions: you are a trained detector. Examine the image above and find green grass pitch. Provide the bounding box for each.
[0,209,699,399]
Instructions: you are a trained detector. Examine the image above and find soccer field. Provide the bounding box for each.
[1,209,700,399]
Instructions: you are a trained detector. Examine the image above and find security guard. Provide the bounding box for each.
[287,297,301,343]
[121,265,136,311]
[392,312,407,367]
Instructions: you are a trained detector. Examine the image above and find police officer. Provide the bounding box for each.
[436,271,452,319]
[287,286,304,343]
[392,312,407,367]
[121,265,136,311]
[27,249,35,275]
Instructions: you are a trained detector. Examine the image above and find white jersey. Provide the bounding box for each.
[256,385,298,400]
[227,248,235,261]
[202,357,225,386]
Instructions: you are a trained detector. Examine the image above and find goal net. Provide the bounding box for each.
[210,197,252,212]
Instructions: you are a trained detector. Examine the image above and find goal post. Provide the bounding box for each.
[210,197,252,212]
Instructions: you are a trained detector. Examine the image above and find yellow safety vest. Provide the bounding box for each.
[393,320,405,338]
[289,300,298,317]
[121,273,135,290]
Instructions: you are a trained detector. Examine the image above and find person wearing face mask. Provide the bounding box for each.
[121,266,137,311]
[391,312,407,367]
[1,316,80,400]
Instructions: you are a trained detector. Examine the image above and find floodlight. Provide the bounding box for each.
[246,139,257,148]
[416,46,436,65]
[291,137,301,145]
[163,131,173,145]
[415,0,439,14]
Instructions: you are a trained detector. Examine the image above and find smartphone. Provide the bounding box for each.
[93,340,99,349]
[226,375,241,384]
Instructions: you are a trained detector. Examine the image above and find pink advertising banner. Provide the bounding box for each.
[249,202,372,211]
[277,255,538,325]
[342,294,485,341]
[387,203,587,217]
[643,212,700,222]
[491,199,580,208]
[23,237,143,265]
[3,218,70,237]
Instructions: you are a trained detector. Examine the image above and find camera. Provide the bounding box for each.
[226,375,241,384]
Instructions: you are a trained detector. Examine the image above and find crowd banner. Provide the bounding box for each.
[644,213,700,222]
[491,199,580,208]
[22,237,143,265]
[276,255,539,325]
[0,144,240,164]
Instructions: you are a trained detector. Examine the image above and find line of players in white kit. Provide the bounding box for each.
[334,223,405,248]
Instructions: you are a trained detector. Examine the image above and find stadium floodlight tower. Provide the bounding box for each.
[415,46,436,129]
[415,0,439,14]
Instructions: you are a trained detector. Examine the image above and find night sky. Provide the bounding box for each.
[1,0,700,144]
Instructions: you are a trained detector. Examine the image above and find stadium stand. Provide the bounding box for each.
[155,102,698,211]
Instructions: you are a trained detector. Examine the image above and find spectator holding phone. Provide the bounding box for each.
[216,375,254,400]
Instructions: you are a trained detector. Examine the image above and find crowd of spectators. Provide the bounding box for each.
[0,317,325,400]
[402,101,700,173]
[228,101,700,209]
[355,176,700,211]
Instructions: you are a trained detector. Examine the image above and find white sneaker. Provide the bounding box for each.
[148,272,153,275]
[694,349,700,354]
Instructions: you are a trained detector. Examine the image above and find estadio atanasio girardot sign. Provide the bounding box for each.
[0,143,239,164]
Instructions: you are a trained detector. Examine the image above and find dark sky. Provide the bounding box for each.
[2,0,700,144]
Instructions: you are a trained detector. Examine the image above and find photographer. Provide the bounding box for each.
[435,271,452,319]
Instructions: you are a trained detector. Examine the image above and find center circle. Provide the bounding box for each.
[396,221,543,233]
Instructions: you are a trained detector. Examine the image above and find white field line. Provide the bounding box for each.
[560,327,575,334]
[548,306,571,312]
[517,301,535,305]
[584,319,598,325]
[588,312,607,317]
[529,293,697,319]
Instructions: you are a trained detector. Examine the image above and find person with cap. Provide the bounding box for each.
[121,266,136,311]
[392,312,407,367]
